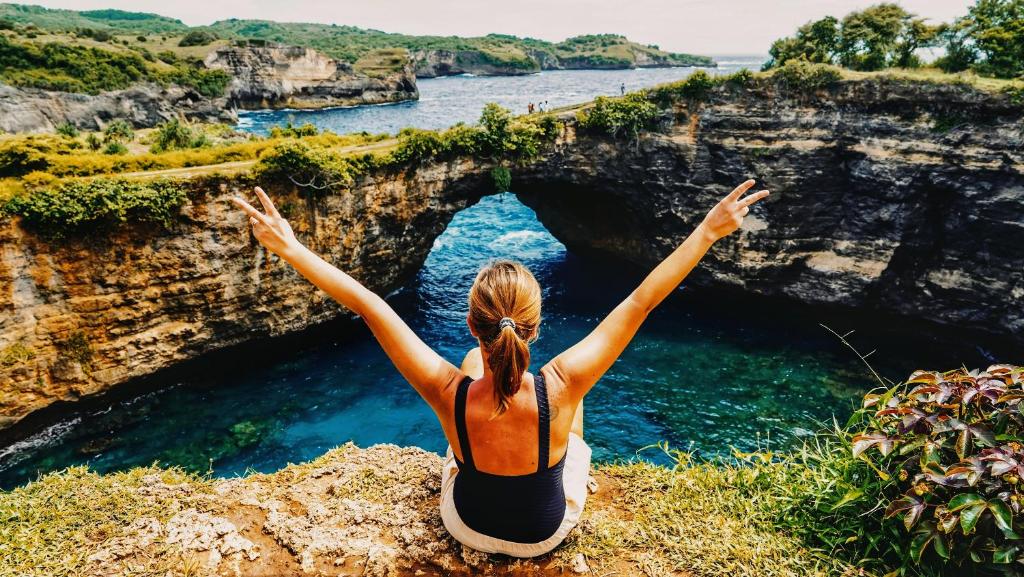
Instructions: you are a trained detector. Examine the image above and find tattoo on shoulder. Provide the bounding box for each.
[550,403,559,421]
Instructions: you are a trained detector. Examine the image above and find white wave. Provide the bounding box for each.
[0,417,81,470]
[495,230,547,244]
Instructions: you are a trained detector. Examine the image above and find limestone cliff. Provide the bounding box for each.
[205,44,418,109]
[0,83,236,133]
[412,47,714,78]
[0,77,1021,433]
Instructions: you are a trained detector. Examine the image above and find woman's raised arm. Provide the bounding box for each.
[546,180,770,403]
[232,187,461,407]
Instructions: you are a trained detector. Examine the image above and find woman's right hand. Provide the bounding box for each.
[231,186,300,260]
[697,179,770,243]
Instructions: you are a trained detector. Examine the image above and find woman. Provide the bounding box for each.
[232,179,769,557]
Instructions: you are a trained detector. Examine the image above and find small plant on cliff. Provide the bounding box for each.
[57,331,93,370]
[850,365,1024,574]
[2,178,187,237]
[0,342,35,367]
[576,92,658,140]
[491,166,511,192]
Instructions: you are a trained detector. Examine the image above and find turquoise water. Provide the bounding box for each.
[0,62,999,488]
[237,58,764,135]
[0,194,994,488]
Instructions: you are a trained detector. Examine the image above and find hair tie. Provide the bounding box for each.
[498,317,516,331]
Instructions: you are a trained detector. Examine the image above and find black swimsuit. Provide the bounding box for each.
[452,372,568,543]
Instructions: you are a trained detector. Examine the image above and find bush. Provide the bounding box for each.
[150,118,208,152]
[103,119,134,144]
[576,92,658,140]
[852,365,1024,573]
[0,134,79,177]
[2,178,187,237]
[55,122,79,138]
[85,133,101,151]
[178,30,217,47]
[774,60,842,92]
[254,140,366,192]
[156,50,177,64]
[268,122,319,138]
[103,142,127,155]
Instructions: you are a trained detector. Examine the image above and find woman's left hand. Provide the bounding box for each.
[231,187,299,259]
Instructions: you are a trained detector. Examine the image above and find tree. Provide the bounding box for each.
[765,4,942,71]
[765,16,839,69]
[957,0,1024,78]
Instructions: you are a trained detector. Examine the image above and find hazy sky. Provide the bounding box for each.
[32,0,973,55]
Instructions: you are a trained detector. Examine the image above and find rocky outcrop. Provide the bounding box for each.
[0,83,236,133]
[2,441,845,576]
[205,44,418,109]
[412,49,538,77]
[516,79,1024,342]
[412,47,714,77]
[0,78,1021,432]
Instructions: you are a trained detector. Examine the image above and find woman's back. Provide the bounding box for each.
[450,372,567,543]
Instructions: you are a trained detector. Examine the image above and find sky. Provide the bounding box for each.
[30,0,973,55]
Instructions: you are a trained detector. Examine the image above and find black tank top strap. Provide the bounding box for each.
[535,372,550,473]
[454,376,475,470]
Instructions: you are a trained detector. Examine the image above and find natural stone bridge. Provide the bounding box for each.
[1,78,1022,432]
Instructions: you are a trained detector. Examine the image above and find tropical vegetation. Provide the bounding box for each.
[765,1,1024,79]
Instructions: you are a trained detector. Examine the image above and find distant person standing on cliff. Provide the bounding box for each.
[621,82,625,95]
[232,179,770,557]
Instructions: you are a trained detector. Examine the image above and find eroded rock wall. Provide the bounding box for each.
[516,79,1024,341]
[0,82,236,133]
[205,44,419,109]
[0,162,491,429]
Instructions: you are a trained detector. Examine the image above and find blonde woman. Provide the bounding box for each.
[232,179,769,556]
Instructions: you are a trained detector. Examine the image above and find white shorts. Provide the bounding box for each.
[439,433,593,557]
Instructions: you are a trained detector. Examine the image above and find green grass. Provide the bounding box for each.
[0,465,213,577]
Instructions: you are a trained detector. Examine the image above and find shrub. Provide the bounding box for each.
[156,50,177,64]
[3,178,187,237]
[254,140,365,192]
[576,92,658,140]
[774,60,842,92]
[677,70,715,101]
[852,365,1024,573]
[491,166,511,192]
[103,119,134,144]
[55,122,79,138]
[178,30,217,47]
[103,142,128,155]
[150,118,208,152]
[0,134,78,177]
[268,122,319,138]
[85,133,101,151]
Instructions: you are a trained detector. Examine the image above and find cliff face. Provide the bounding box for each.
[205,44,419,109]
[516,80,1024,340]
[412,47,713,77]
[0,83,236,133]
[0,79,1021,432]
[0,162,490,429]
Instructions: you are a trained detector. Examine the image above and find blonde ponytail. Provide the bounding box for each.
[468,260,541,416]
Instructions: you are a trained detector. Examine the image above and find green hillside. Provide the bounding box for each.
[0,3,714,71]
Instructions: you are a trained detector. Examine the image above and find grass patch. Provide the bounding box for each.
[0,465,212,577]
